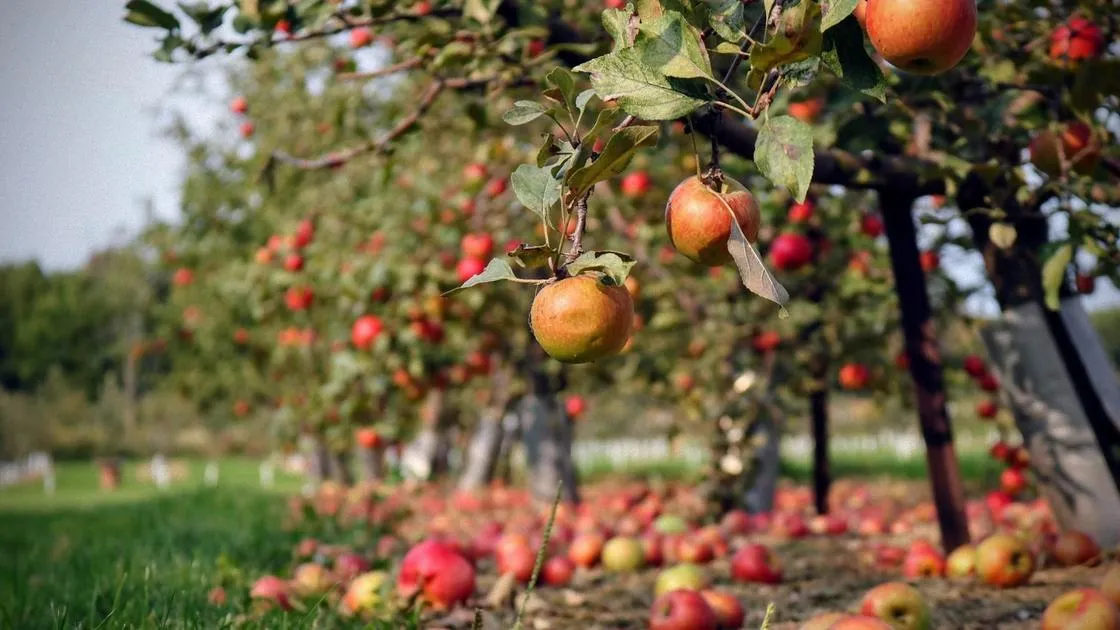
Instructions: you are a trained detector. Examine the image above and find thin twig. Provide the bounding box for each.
[336,57,423,81]
[564,193,591,264]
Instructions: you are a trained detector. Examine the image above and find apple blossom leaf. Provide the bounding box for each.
[989,223,1018,250]
[445,259,518,294]
[507,244,554,269]
[124,0,181,29]
[636,11,713,80]
[755,115,815,203]
[820,0,859,31]
[1041,243,1072,311]
[820,18,886,102]
[512,164,562,222]
[727,219,790,316]
[567,125,659,194]
[564,251,637,286]
[602,6,634,52]
[503,101,549,126]
[574,47,707,120]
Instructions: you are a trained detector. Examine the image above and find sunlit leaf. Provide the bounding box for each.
[564,251,637,285]
[444,259,518,294]
[1041,243,1072,310]
[755,115,815,203]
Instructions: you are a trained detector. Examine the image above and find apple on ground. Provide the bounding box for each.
[541,556,575,587]
[945,544,976,579]
[397,539,476,609]
[1041,588,1120,630]
[1050,530,1101,567]
[859,582,932,630]
[649,589,719,630]
[342,571,389,616]
[826,616,895,630]
[700,590,745,630]
[602,536,645,572]
[797,611,849,630]
[730,543,782,584]
[975,533,1035,588]
[654,563,708,597]
[250,575,293,611]
[568,532,605,568]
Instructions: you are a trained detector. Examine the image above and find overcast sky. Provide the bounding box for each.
[0,3,1115,312]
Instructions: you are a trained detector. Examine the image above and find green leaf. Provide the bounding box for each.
[574,47,707,120]
[988,223,1017,250]
[820,17,886,102]
[546,67,579,116]
[748,0,822,88]
[567,125,659,195]
[124,0,180,29]
[503,101,549,126]
[511,164,563,221]
[727,218,790,315]
[636,0,663,22]
[583,107,622,144]
[820,0,859,31]
[507,244,553,269]
[177,2,226,34]
[635,11,713,79]
[602,6,634,52]
[1041,243,1072,311]
[575,89,596,120]
[444,259,518,294]
[708,0,747,43]
[535,133,556,167]
[463,0,501,24]
[755,115,815,203]
[564,251,637,286]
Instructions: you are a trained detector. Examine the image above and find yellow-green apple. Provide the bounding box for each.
[602,536,645,572]
[1041,588,1120,630]
[655,563,708,597]
[945,544,976,579]
[975,533,1035,588]
[859,582,932,630]
[529,275,633,363]
[342,571,388,616]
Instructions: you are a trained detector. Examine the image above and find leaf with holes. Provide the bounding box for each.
[567,125,659,195]
[755,115,815,203]
[635,11,713,79]
[574,47,707,120]
[564,251,636,286]
[445,259,519,294]
[727,219,790,315]
[1041,243,1072,310]
[821,0,859,31]
[512,164,562,222]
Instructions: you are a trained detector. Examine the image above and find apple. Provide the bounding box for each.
[963,355,986,378]
[1042,588,1120,630]
[1049,16,1104,65]
[649,589,718,630]
[461,233,494,259]
[975,533,1035,588]
[462,162,489,187]
[1000,467,1027,498]
[291,562,334,597]
[621,170,652,198]
[976,399,998,419]
[799,612,849,630]
[565,395,588,419]
[654,514,689,535]
[397,539,475,609]
[788,98,824,123]
[230,96,248,114]
[866,0,976,75]
[240,121,255,138]
[665,176,761,266]
[250,575,292,611]
[721,510,752,535]
[977,372,999,392]
[568,532,605,568]
[541,556,575,587]
[172,267,194,287]
[1030,121,1101,177]
[1050,530,1101,567]
[788,200,815,223]
[730,543,782,584]
[655,563,708,597]
[605,0,626,7]
[902,545,945,579]
[827,616,895,630]
[485,178,507,198]
[335,552,371,581]
[642,532,665,567]
[839,363,870,391]
[285,286,314,311]
[1008,447,1030,470]
[526,38,545,57]
[351,315,383,350]
[860,214,884,238]
[602,536,645,572]
[859,582,931,630]
[529,274,633,363]
[1077,273,1096,295]
[496,539,536,582]
[919,250,939,273]
[349,28,373,48]
[769,232,814,271]
[342,571,388,616]
[945,544,976,579]
[456,257,487,283]
[700,590,745,630]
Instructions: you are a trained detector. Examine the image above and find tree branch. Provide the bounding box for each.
[336,57,424,82]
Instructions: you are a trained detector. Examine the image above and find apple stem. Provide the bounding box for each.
[564,193,590,264]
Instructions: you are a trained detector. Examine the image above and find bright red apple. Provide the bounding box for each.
[351,315,383,350]
[621,170,652,198]
[730,543,782,584]
[649,589,718,630]
[769,232,814,271]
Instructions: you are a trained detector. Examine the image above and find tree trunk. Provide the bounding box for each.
[520,392,580,504]
[357,446,383,482]
[960,175,1120,546]
[810,387,830,516]
[402,389,452,481]
[307,437,331,485]
[744,406,781,514]
[328,450,354,486]
[881,191,970,553]
[458,362,515,491]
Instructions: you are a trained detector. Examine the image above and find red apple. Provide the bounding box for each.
[859,582,931,630]
[975,533,1035,588]
[963,354,986,378]
[285,286,314,311]
[676,538,715,565]
[351,315,383,350]
[1077,273,1096,295]
[1049,16,1104,65]
[919,250,939,273]
[565,395,587,419]
[283,253,304,272]
[1042,588,1120,630]
[250,575,292,611]
[485,178,507,198]
[462,162,489,187]
[568,532,605,568]
[541,556,575,587]
[721,510,751,535]
[649,589,718,630]
[456,257,487,283]
[1050,530,1101,567]
[839,363,870,391]
[753,331,782,353]
[172,267,194,287]
[828,616,895,630]
[240,121,255,138]
[788,200,815,223]
[496,539,536,583]
[860,214,884,238]
[902,545,945,579]
[788,98,824,123]
[621,170,652,198]
[700,590,745,630]
[397,539,475,609]
[769,232,814,271]
[461,233,494,259]
[976,399,998,419]
[334,552,371,581]
[293,220,314,248]
[1030,121,1101,177]
[1000,468,1027,498]
[230,96,248,114]
[730,543,782,584]
[865,0,976,76]
[349,28,373,48]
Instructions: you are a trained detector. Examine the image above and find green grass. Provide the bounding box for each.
[0,488,301,629]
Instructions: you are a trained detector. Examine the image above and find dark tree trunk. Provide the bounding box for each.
[810,387,830,516]
[960,175,1120,546]
[881,191,970,553]
[357,446,383,482]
